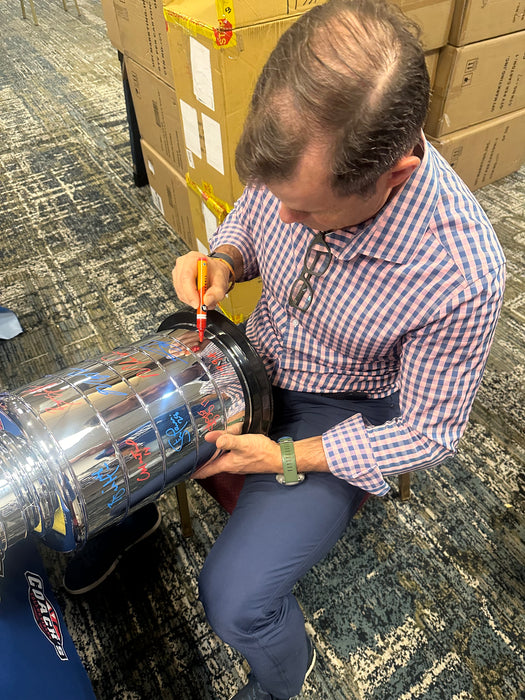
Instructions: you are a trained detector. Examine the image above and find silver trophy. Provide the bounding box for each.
[0,311,272,575]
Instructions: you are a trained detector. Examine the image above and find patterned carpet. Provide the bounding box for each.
[0,1,524,698]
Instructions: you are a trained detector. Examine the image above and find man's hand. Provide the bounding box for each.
[192,431,282,479]
[172,251,230,310]
[191,431,330,479]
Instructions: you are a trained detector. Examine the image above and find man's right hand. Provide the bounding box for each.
[172,251,231,310]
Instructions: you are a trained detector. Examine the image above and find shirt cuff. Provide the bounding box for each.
[322,413,390,496]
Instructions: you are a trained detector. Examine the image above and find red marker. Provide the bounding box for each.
[197,257,208,343]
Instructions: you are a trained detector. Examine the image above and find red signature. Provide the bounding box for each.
[207,352,225,374]
[102,350,160,377]
[124,438,151,481]
[29,386,67,411]
[198,403,220,430]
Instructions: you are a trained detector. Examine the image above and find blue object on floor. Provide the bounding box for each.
[0,305,23,339]
[0,539,95,699]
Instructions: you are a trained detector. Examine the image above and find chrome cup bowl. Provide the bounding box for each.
[0,311,272,574]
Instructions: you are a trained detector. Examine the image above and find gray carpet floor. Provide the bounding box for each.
[0,1,524,698]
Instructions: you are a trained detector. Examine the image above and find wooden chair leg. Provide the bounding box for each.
[398,472,411,501]
[62,0,81,16]
[175,482,193,537]
[27,0,38,24]
[20,0,39,24]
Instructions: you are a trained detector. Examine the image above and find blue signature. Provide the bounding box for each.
[91,461,126,509]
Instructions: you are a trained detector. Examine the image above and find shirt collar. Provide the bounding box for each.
[326,136,440,264]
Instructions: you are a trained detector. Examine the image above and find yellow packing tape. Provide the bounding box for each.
[186,174,233,224]
[164,2,237,48]
[215,0,236,26]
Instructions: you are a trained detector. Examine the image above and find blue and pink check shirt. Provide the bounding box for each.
[210,139,506,495]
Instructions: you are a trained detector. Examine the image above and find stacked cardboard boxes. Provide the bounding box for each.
[425,0,525,189]
[105,0,198,249]
[163,1,329,321]
[113,0,174,84]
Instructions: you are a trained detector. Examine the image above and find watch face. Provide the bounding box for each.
[275,474,306,486]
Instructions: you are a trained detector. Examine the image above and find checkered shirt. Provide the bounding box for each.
[209,139,506,495]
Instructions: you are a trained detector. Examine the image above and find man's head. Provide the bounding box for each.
[236,0,429,218]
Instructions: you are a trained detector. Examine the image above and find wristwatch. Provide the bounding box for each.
[275,436,305,486]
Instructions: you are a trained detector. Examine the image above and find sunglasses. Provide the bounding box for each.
[288,231,333,312]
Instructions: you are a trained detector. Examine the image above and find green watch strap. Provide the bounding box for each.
[276,436,305,486]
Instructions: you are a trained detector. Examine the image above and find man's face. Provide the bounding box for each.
[266,143,392,231]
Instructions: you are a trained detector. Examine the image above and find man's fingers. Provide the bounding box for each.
[172,253,201,308]
[172,253,230,309]
[204,430,232,449]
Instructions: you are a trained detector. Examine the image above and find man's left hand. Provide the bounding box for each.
[192,431,281,479]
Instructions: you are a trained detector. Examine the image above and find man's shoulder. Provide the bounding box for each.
[426,144,506,281]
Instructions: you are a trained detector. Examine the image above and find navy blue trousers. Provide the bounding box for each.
[199,387,399,698]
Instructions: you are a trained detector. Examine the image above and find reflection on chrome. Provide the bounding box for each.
[0,311,272,575]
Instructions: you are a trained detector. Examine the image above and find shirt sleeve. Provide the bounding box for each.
[208,187,260,281]
[322,264,506,495]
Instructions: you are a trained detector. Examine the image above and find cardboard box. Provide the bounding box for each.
[169,0,317,28]
[140,140,195,248]
[425,49,440,88]
[165,9,300,203]
[428,108,525,190]
[101,0,123,51]
[165,1,454,205]
[396,0,454,51]
[425,31,525,137]
[448,0,525,47]
[217,279,263,324]
[114,0,174,85]
[125,57,187,175]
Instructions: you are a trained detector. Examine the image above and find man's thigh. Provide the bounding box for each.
[200,471,364,622]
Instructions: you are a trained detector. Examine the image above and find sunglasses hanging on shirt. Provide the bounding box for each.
[288,231,333,312]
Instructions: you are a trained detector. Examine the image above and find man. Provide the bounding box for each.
[172,1,505,698]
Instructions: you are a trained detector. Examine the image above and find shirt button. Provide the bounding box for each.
[292,319,299,327]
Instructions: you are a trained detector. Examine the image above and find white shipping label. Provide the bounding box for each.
[150,186,164,216]
[179,100,202,159]
[190,37,215,111]
[201,201,219,242]
[202,114,225,175]
[196,237,208,255]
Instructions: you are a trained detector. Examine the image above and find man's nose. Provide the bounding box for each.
[279,204,307,224]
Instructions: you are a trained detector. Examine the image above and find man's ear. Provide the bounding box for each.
[387,154,421,189]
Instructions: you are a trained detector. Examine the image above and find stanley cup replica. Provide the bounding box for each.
[0,311,272,575]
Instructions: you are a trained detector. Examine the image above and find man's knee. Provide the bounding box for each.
[199,558,244,639]
[198,556,267,643]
